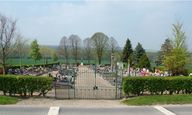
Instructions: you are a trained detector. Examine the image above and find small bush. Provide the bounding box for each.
[0,75,52,97]
[123,76,192,96]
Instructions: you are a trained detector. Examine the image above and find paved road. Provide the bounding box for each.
[164,105,192,115]
[59,107,163,115]
[1,105,192,115]
[0,105,49,115]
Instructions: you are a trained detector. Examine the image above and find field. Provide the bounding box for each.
[7,58,58,66]
[7,58,110,66]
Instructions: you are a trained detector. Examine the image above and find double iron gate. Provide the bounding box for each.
[54,65,122,99]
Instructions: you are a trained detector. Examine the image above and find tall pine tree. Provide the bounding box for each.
[134,43,145,64]
[138,53,151,69]
[122,38,133,63]
[134,43,150,69]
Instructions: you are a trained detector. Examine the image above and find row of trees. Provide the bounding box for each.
[121,22,190,76]
[0,12,190,76]
[58,32,119,64]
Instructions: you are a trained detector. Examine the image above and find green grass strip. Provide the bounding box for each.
[123,94,192,105]
[0,96,19,105]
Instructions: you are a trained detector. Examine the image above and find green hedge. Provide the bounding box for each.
[0,75,53,97]
[123,76,192,96]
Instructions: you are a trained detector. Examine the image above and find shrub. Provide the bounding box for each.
[123,77,146,96]
[0,75,52,97]
[123,76,192,96]
[146,77,167,95]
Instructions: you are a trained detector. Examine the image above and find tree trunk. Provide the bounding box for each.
[98,58,101,64]
[2,52,6,74]
[44,57,46,67]
[2,65,6,75]
[20,56,22,69]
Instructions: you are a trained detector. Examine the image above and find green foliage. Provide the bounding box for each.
[156,39,173,66]
[134,43,146,63]
[52,52,58,61]
[30,40,42,63]
[133,43,150,68]
[164,48,188,75]
[123,77,146,96]
[163,22,189,76]
[138,53,151,69]
[123,76,192,96]
[146,77,168,95]
[122,38,133,63]
[0,75,52,97]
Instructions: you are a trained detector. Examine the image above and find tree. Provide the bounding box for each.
[109,37,119,66]
[156,39,173,66]
[91,32,109,64]
[138,53,151,69]
[69,34,81,64]
[122,38,133,63]
[40,46,52,65]
[14,34,28,68]
[0,14,16,74]
[163,22,188,75]
[134,43,146,67]
[164,48,188,75]
[30,40,41,63]
[59,36,69,64]
[109,37,119,54]
[52,51,58,62]
[83,38,92,64]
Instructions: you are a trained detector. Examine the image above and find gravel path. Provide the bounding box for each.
[76,66,114,87]
[16,98,127,108]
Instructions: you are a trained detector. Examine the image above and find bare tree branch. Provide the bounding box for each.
[0,13,17,74]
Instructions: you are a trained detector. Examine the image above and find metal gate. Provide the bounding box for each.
[54,65,122,99]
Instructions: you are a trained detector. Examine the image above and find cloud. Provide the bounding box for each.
[0,1,192,51]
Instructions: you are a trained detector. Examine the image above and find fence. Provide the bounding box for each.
[54,65,122,99]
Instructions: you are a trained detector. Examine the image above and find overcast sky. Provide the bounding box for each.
[0,0,192,51]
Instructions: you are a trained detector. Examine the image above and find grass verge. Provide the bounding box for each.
[0,96,19,105]
[123,94,192,105]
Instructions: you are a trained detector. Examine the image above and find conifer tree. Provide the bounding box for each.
[122,38,133,63]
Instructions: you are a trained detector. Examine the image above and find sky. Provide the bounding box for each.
[0,0,192,51]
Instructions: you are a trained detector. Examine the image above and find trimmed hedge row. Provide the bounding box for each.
[123,77,192,96]
[0,75,53,97]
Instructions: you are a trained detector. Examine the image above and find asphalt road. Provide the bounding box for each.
[59,107,163,115]
[164,105,192,115]
[0,105,192,115]
[0,106,49,115]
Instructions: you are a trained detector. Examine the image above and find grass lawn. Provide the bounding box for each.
[7,58,111,66]
[0,96,19,105]
[123,94,192,106]
[7,58,57,66]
